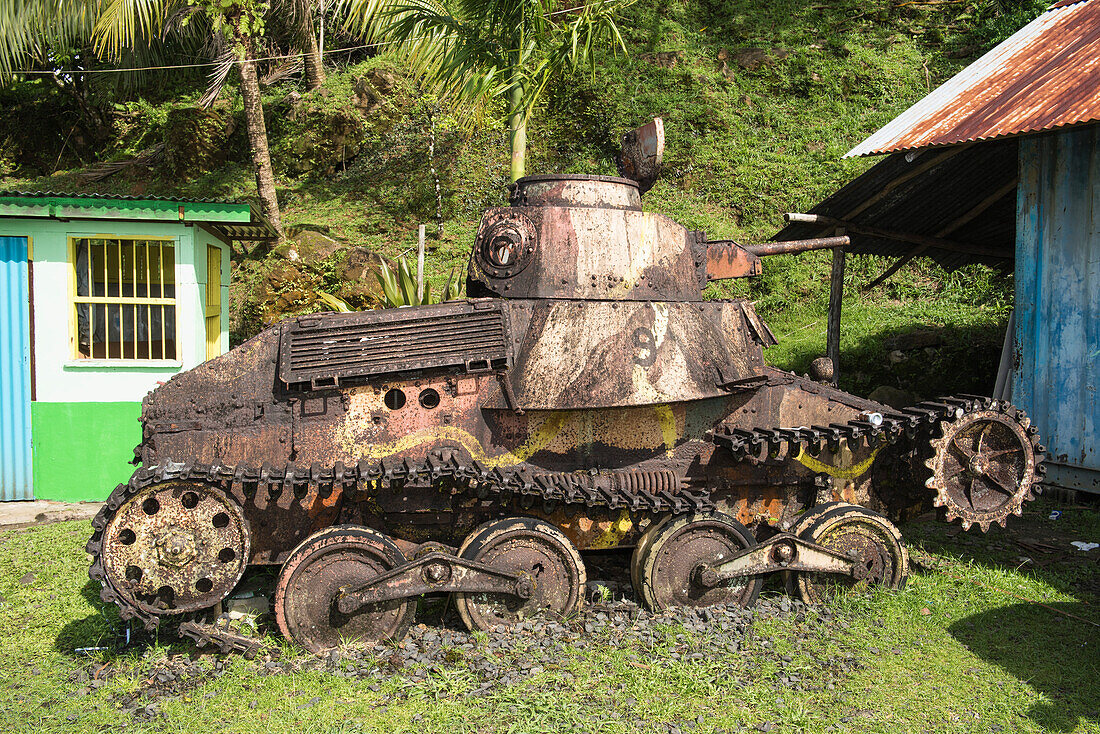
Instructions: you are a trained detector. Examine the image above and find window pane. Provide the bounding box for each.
[161,245,175,298]
[74,239,176,360]
[163,305,177,359]
[75,240,89,297]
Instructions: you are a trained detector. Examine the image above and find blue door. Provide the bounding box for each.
[0,236,32,500]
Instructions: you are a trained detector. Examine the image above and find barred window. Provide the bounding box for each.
[73,238,177,360]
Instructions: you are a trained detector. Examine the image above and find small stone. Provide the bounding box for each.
[18,572,34,586]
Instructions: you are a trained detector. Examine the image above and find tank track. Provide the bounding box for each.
[712,394,1000,457]
[179,618,279,659]
[87,454,716,630]
[87,394,1043,634]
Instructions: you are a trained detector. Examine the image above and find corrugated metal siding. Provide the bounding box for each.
[1013,125,1100,493]
[847,0,1100,157]
[0,236,32,500]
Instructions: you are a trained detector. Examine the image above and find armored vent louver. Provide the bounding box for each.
[278,300,509,389]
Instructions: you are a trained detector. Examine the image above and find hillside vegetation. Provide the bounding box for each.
[0,0,1044,399]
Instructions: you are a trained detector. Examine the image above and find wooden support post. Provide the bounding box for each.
[826,229,846,385]
[417,224,426,303]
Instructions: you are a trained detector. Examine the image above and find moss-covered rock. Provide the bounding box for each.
[280,105,366,175]
[163,107,236,179]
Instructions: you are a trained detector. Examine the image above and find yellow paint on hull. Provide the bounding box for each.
[588,510,635,549]
[654,404,678,458]
[342,405,680,468]
[794,445,882,479]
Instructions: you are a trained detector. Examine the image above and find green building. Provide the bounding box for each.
[0,193,273,502]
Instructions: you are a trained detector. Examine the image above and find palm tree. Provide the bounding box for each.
[340,0,635,182]
[91,0,288,238]
[1,1,332,239]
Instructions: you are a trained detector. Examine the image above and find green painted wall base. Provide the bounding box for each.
[32,402,141,501]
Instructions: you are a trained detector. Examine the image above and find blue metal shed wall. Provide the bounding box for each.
[1014,124,1100,493]
[0,235,32,500]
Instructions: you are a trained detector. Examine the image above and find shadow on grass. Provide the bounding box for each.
[53,579,185,661]
[948,602,1100,732]
[775,319,1006,400]
[904,503,1100,603]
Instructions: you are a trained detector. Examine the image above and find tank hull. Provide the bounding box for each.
[136,299,919,563]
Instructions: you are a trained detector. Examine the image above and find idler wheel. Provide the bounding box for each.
[794,504,908,605]
[453,517,586,632]
[274,526,415,654]
[101,482,249,615]
[926,407,1042,531]
[635,512,763,611]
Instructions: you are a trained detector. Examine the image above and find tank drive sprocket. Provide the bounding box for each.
[925,403,1045,531]
[98,481,250,617]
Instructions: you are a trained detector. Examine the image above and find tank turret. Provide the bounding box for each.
[468,173,849,301]
[86,119,1046,656]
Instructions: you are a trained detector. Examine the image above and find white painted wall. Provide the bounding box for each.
[0,218,229,404]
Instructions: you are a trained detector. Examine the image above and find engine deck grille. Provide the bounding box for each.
[278,300,509,388]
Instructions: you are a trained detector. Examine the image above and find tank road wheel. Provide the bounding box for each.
[781,502,846,596]
[454,517,586,632]
[636,512,763,611]
[630,515,671,600]
[274,526,415,654]
[926,408,1043,531]
[794,504,908,606]
[101,482,249,615]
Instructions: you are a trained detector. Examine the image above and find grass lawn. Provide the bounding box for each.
[1,499,1097,734]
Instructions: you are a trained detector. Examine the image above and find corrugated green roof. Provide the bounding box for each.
[0,191,275,240]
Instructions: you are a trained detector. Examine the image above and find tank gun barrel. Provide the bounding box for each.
[743,235,850,257]
[704,235,850,281]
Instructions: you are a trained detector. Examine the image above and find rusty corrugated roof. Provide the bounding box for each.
[775,139,1018,270]
[846,0,1100,157]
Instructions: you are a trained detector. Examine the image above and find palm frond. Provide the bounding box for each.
[0,0,99,76]
[92,0,172,60]
[198,43,237,108]
[341,0,635,129]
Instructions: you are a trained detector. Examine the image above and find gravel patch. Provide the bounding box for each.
[75,551,863,722]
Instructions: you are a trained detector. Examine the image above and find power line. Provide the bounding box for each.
[7,40,400,76]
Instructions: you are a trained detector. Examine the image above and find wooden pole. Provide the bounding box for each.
[826,228,846,385]
[417,224,425,303]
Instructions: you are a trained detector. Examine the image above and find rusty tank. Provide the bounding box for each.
[87,119,1046,654]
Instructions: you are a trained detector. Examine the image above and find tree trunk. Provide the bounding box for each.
[508,85,527,182]
[303,27,325,90]
[238,49,284,240]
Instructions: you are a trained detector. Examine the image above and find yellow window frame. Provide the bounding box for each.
[69,235,179,361]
